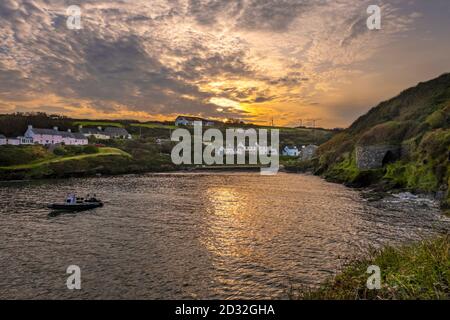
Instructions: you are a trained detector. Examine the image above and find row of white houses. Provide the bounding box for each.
[24,126,89,145]
[0,125,132,146]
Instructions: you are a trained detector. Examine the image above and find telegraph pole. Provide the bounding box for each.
[307,118,321,144]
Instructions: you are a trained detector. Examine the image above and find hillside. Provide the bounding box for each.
[0,113,336,146]
[311,73,450,210]
[0,144,174,180]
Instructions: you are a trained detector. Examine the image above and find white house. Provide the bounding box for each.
[104,127,132,139]
[0,134,33,145]
[24,125,88,145]
[61,130,89,145]
[6,138,21,145]
[175,116,220,127]
[282,146,300,157]
[25,126,63,145]
[78,126,111,140]
[18,136,33,145]
[78,125,131,140]
[0,134,6,145]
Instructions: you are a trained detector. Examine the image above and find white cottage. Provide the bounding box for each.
[78,126,111,140]
[104,127,132,139]
[24,125,63,145]
[6,138,21,145]
[282,146,300,157]
[18,136,33,145]
[0,134,6,145]
[24,125,88,145]
[175,116,219,127]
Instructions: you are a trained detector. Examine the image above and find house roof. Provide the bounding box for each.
[176,116,207,122]
[104,127,129,135]
[31,128,61,136]
[72,133,87,139]
[29,127,88,139]
[59,131,74,138]
[79,127,102,134]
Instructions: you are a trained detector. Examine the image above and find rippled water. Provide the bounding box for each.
[0,172,448,299]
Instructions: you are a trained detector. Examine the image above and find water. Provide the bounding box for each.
[0,172,448,299]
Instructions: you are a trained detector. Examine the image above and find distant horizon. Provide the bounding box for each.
[0,112,340,130]
[4,71,449,130]
[1,1,450,128]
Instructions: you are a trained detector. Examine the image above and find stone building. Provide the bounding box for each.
[355,145,401,170]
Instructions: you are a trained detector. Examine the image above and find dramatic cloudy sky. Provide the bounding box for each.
[1,0,450,127]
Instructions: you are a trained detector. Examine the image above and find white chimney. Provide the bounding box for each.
[53,126,58,131]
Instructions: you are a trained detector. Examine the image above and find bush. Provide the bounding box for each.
[82,145,99,154]
[357,121,412,146]
[426,110,446,129]
[419,129,450,159]
[0,145,50,166]
[53,146,67,156]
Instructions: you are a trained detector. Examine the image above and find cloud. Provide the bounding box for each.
[0,0,444,127]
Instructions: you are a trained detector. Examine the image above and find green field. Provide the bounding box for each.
[0,147,130,170]
[72,121,124,128]
[131,123,177,130]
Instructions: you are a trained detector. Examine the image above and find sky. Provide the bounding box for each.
[1,0,450,128]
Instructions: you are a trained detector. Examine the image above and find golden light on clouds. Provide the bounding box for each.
[0,1,449,128]
[210,97,242,111]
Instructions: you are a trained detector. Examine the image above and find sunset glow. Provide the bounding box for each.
[1,0,450,127]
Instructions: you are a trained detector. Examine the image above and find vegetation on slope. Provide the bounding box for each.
[0,147,130,170]
[0,142,175,180]
[305,73,450,209]
[291,235,449,300]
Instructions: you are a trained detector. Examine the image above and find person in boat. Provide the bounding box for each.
[85,194,99,203]
[66,194,76,205]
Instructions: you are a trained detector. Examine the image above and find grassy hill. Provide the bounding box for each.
[308,73,450,210]
[0,143,176,180]
[0,147,130,170]
[0,145,134,180]
[0,111,336,147]
[292,235,449,300]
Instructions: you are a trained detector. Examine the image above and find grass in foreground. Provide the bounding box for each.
[291,235,449,300]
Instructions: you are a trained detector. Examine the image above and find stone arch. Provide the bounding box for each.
[356,145,402,170]
[382,150,397,166]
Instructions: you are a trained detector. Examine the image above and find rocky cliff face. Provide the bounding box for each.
[315,73,450,209]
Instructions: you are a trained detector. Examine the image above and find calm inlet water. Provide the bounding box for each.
[0,172,448,299]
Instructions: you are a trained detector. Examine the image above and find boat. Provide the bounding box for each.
[48,195,103,211]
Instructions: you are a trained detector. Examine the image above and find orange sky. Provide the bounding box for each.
[1,0,450,128]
